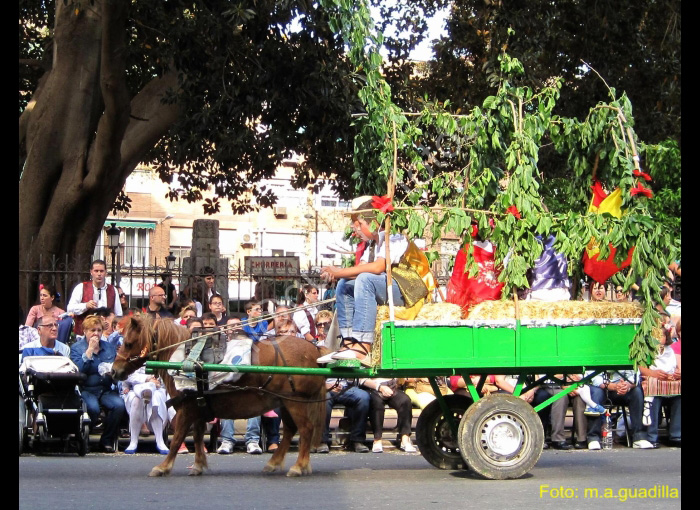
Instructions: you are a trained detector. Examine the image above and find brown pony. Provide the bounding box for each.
[111,315,327,477]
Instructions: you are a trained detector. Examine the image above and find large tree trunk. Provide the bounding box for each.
[19,0,179,313]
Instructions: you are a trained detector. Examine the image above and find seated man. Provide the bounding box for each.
[70,315,126,453]
[586,370,654,449]
[316,378,370,453]
[318,196,414,365]
[21,315,71,359]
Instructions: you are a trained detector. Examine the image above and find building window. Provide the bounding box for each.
[123,228,150,265]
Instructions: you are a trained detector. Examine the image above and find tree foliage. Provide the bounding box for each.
[328,1,678,366]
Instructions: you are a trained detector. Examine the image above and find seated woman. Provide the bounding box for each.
[360,377,416,453]
[121,367,174,454]
[313,310,334,347]
[25,283,66,327]
[400,377,452,410]
[639,325,681,448]
[69,315,126,453]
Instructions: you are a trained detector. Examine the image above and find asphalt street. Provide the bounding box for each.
[19,446,681,509]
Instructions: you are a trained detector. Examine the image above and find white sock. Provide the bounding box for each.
[577,385,598,408]
[151,409,167,451]
[127,397,144,451]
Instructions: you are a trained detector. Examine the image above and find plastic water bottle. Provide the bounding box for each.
[601,409,613,450]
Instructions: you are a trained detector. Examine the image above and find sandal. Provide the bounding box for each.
[331,338,372,365]
[642,398,653,426]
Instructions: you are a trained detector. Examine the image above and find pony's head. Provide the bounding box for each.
[112,315,154,380]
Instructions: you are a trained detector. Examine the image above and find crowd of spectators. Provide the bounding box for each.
[20,255,680,455]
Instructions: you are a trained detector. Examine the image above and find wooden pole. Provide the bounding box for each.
[386,120,397,321]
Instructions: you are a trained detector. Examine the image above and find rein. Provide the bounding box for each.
[139,297,336,359]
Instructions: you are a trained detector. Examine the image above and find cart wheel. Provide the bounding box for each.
[416,395,472,470]
[19,396,27,456]
[78,424,90,456]
[458,395,543,480]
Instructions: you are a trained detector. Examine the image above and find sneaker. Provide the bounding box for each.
[217,439,234,455]
[247,442,263,455]
[372,441,383,453]
[584,404,606,416]
[588,441,601,450]
[177,443,189,454]
[313,443,330,454]
[400,440,417,453]
[633,439,654,449]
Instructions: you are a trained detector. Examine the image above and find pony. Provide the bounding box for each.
[111,315,328,477]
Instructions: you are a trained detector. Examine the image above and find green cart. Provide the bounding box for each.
[147,315,639,480]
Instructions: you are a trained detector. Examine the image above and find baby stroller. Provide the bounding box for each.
[19,355,91,456]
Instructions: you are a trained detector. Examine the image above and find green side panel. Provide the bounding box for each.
[380,324,516,370]
[379,322,636,370]
[519,326,558,366]
[555,324,635,366]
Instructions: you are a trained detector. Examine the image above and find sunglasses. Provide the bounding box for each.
[615,288,625,293]
[316,322,331,328]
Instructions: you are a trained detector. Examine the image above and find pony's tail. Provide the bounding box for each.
[309,384,327,447]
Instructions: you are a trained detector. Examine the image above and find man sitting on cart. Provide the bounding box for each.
[317,196,415,366]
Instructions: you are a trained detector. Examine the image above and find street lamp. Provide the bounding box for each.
[107,222,121,285]
[166,251,177,272]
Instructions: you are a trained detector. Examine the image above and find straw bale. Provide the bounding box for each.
[469,300,643,320]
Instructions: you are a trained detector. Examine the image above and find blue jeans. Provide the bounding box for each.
[235,414,281,446]
[81,388,126,447]
[322,386,370,444]
[336,275,404,343]
[646,396,681,442]
[587,385,645,442]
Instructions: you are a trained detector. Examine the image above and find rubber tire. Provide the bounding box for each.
[458,394,544,480]
[77,424,90,457]
[416,395,473,470]
[19,395,27,456]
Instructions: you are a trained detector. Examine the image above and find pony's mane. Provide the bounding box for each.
[125,314,190,362]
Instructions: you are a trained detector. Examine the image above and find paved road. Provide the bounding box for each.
[20,446,680,509]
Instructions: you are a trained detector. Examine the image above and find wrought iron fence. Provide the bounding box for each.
[19,253,332,319]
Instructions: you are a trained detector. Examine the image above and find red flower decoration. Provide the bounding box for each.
[39,284,44,290]
[590,179,608,207]
[633,169,652,181]
[630,181,653,198]
[371,195,394,213]
[506,205,521,219]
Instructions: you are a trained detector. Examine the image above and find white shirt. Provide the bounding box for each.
[292,304,318,337]
[360,231,409,266]
[67,282,123,316]
[650,347,676,374]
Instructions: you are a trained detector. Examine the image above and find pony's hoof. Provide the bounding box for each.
[286,465,312,477]
[148,468,167,477]
[263,463,283,474]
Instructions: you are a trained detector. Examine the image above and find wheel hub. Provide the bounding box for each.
[479,413,524,460]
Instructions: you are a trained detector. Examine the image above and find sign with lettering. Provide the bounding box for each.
[244,256,300,276]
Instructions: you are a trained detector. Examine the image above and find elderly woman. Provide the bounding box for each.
[69,315,125,453]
